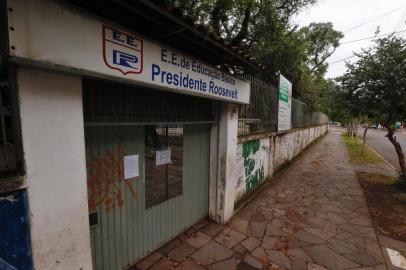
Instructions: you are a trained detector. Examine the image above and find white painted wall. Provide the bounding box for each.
[18,69,93,270]
[235,138,270,203]
[210,103,239,223]
[235,125,328,206]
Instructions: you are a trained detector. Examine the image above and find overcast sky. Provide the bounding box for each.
[294,0,406,79]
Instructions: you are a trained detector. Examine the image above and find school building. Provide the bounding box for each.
[0,1,328,269]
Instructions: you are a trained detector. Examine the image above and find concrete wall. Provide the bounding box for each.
[209,103,239,224]
[235,137,270,202]
[235,124,328,205]
[18,69,93,270]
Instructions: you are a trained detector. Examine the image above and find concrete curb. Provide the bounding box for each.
[366,142,399,173]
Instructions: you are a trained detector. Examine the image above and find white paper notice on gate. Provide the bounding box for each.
[124,155,139,179]
[156,149,171,166]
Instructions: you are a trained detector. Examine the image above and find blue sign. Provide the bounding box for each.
[113,50,139,69]
[0,190,32,270]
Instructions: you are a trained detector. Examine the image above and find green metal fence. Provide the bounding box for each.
[291,98,329,128]
[237,76,328,136]
[237,75,279,136]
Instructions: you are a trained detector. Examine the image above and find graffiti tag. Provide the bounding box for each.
[242,140,265,193]
[87,145,137,212]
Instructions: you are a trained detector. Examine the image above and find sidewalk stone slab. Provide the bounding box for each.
[307,263,329,270]
[249,222,266,238]
[327,238,358,254]
[292,258,307,270]
[191,241,233,265]
[208,258,238,270]
[229,219,249,235]
[244,254,263,269]
[266,224,289,237]
[167,242,196,261]
[350,265,386,270]
[251,247,267,261]
[343,253,381,266]
[149,258,174,270]
[349,215,372,226]
[287,248,312,262]
[185,232,210,249]
[234,244,248,254]
[262,236,281,250]
[327,212,347,225]
[200,222,223,237]
[215,228,246,248]
[136,252,163,270]
[159,238,181,255]
[345,236,366,250]
[176,259,206,270]
[304,245,361,270]
[242,237,261,251]
[251,212,266,222]
[266,250,292,269]
[303,228,335,240]
[237,261,261,270]
[295,230,325,245]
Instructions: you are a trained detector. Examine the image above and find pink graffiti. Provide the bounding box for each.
[87,145,137,212]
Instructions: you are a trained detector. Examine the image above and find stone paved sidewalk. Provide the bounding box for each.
[135,130,387,270]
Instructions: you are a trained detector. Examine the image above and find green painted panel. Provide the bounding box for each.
[85,124,210,270]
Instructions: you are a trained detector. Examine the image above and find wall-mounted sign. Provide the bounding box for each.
[155,149,171,166]
[7,0,250,104]
[278,74,292,131]
[124,155,139,179]
[103,26,143,75]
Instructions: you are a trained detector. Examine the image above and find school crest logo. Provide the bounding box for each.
[103,25,143,75]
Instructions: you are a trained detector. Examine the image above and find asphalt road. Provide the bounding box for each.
[358,128,406,169]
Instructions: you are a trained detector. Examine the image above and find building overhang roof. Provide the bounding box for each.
[63,0,262,73]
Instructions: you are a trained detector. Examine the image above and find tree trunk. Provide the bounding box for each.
[362,126,369,154]
[386,127,406,181]
[349,123,354,137]
[350,121,355,137]
[353,122,358,137]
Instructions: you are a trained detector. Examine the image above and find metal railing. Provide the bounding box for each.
[237,76,328,137]
[291,98,328,128]
[237,75,279,136]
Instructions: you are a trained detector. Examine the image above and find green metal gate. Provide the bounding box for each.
[83,80,212,270]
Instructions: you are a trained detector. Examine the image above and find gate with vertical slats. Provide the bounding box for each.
[83,79,213,270]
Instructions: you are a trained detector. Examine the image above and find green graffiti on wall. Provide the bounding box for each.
[242,140,265,194]
[242,139,260,159]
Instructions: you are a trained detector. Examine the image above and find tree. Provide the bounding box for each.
[339,36,406,181]
[166,0,343,113]
[319,80,349,122]
[298,22,343,76]
[166,0,318,80]
[167,0,318,43]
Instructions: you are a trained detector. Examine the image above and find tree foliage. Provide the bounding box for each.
[298,22,343,76]
[166,0,342,107]
[339,37,406,126]
[339,36,406,180]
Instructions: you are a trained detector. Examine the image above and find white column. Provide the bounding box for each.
[18,69,93,270]
[209,103,238,224]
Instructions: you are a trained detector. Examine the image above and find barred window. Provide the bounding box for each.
[145,125,183,208]
[0,71,22,176]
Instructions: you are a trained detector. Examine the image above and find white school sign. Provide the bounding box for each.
[277,74,292,131]
[7,0,250,104]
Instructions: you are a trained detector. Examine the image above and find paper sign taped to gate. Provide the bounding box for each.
[156,149,171,166]
[124,155,139,179]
